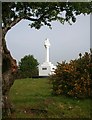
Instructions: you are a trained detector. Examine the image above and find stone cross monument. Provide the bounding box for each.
[39,38,56,76]
[44,38,50,62]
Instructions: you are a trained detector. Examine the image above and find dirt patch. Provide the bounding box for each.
[44,98,54,105]
[31,108,47,114]
[24,108,48,114]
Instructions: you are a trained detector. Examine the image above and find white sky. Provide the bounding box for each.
[6,14,90,65]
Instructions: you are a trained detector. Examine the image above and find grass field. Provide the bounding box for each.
[9,78,91,118]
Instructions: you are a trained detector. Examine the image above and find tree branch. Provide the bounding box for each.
[2,8,51,37]
[23,16,38,21]
[2,17,22,37]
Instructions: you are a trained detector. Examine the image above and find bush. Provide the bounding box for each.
[49,51,91,99]
[15,55,39,79]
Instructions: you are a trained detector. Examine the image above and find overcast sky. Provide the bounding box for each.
[6,14,90,65]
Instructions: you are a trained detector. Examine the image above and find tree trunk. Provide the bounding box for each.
[2,36,17,118]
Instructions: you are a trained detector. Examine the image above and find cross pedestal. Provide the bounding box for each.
[39,38,56,76]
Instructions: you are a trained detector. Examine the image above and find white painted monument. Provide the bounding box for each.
[39,38,56,76]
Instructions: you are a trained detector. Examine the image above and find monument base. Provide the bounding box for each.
[39,62,56,76]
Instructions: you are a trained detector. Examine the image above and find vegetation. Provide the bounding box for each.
[49,51,92,99]
[2,2,92,32]
[17,55,39,78]
[2,2,92,117]
[8,78,90,118]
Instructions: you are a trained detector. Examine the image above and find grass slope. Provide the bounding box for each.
[9,78,90,118]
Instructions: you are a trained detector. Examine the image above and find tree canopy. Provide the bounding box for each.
[18,55,39,78]
[2,2,92,35]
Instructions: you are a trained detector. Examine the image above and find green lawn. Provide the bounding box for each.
[9,78,91,118]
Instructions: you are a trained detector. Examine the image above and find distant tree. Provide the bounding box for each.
[2,2,92,117]
[18,55,39,78]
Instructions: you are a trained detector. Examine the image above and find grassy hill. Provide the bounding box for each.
[9,78,90,118]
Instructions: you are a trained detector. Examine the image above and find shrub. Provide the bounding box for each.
[15,55,39,79]
[49,51,91,98]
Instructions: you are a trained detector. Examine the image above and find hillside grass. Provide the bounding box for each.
[9,78,91,118]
